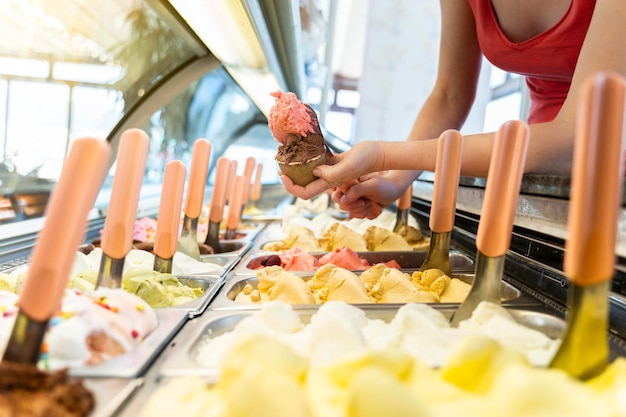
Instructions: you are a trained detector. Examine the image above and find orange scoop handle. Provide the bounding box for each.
[565,72,626,285]
[154,160,186,260]
[397,184,412,210]
[227,175,246,230]
[19,138,111,321]
[476,120,529,257]
[225,159,237,204]
[209,157,231,223]
[242,157,256,204]
[184,139,211,219]
[250,163,263,202]
[430,129,463,233]
[100,129,149,259]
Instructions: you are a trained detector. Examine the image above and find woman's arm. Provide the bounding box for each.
[284,0,626,202]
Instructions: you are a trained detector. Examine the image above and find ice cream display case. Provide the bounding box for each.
[3,0,626,416]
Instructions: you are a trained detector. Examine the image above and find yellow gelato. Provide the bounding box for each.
[363,226,412,251]
[439,279,472,303]
[371,267,439,303]
[251,265,315,304]
[397,225,431,250]
[263,226,322,252]
[138,333,623,417]
[309,264,374,304]
[320,223,368,252]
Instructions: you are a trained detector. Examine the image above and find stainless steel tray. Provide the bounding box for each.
[68,308,188,378]
[164,275,225,317]
[84,377,144,417]
[192,254,239,277]
[204,239,251,256]
[234,250,474,275]
[209,271,538,310]
[156,305,564,378]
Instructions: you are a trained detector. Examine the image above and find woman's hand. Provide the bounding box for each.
[330,172,407,218]
[279,141,382,200]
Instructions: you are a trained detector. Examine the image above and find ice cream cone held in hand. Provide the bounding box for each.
[269,91,333,186]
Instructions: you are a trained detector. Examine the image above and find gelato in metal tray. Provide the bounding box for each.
[69,308,188,378]
[162,275,225,317]
[234,250,474,275]
[209,269,534,309]
[156,303,565,378]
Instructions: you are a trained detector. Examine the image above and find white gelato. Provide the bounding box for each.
[193,301,561,371]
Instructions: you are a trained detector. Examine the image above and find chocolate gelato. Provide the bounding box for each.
[0,361,95,417]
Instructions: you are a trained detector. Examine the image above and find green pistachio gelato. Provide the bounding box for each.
[69,267,204,308]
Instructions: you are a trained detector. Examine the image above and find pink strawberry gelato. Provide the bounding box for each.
[268,91,321,144]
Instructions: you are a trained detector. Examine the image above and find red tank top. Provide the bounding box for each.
[467,0,596,124]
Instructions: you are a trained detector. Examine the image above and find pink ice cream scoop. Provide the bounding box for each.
[268,90,321,144]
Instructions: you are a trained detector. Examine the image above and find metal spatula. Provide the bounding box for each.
[153,160,186,274]
[419,129,463,276]
[4,138,110,363]
[450,120,529,326]
[550,72,626,380]
[204,157,230,253]
[96,129,149,288]
[177,139,211,260]
[393,183,413,233]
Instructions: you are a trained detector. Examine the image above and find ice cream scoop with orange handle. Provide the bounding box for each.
[242,157,256,209]
[550,72,626,380]
[249,162,263,210]
[153,160,186,274]
[96,129,150,288]
[419,129,464,276]
[450,120,529,326]
[176,139,211,261]
[204,157,230,253]
[225,175,247,239]
[3,137,111,364]
[392,183,413,233]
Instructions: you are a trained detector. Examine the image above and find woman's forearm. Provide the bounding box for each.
[374,118,575,178]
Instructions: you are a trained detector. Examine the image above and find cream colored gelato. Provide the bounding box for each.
[262,221,429,253]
